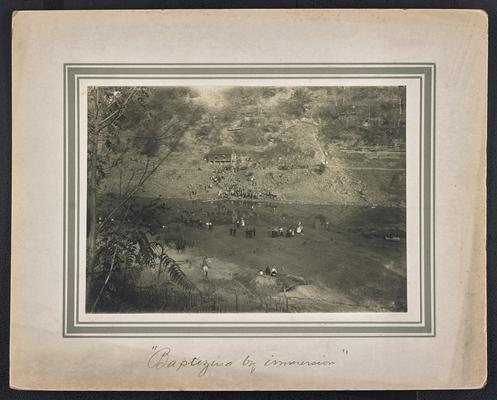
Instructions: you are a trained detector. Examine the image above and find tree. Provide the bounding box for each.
[279,88,315,119]
[86,86,204,310]
[87,87,144,282]
[88,196,197,312]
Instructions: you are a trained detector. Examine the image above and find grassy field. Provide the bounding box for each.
[127,198,407,313]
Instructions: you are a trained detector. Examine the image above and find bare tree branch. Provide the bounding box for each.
[96,130,185,234]
[95,88,139,135]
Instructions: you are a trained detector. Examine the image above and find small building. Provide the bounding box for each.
[206,147,237,163]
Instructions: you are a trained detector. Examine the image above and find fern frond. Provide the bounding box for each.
[167,261,196,291]
[157,252,196,291]
[125,242,139,265]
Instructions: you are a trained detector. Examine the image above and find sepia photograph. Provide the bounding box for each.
[10,9,488,391]
[86,85,407,314]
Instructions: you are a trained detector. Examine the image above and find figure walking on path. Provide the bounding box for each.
[202,257,209,280]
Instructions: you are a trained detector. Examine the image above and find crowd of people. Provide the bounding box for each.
[217,185,270,200]
[182,213,303,241]
[210,169,278,201]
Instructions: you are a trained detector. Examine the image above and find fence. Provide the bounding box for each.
[135,285,291,313]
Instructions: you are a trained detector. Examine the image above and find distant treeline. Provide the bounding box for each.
[194,86,406,147]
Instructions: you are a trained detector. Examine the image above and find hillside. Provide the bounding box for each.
[139,120,405,207]
[97,86,406,207]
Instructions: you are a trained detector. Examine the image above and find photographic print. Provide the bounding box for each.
[12,10,487,390]
[86,85,407,314]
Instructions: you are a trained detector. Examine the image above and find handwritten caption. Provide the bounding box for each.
[147,346,349,377]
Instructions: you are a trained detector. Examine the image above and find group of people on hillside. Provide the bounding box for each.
[229,185,261,199]
[216,184,277,201]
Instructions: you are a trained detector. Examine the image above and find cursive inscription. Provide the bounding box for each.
[147,346,347,377]
[148,346,233,377]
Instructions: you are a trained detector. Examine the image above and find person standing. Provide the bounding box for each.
[202,257,209,280]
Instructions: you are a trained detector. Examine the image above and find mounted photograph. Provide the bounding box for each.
[86,85,407,314]
[12,10,487,391]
